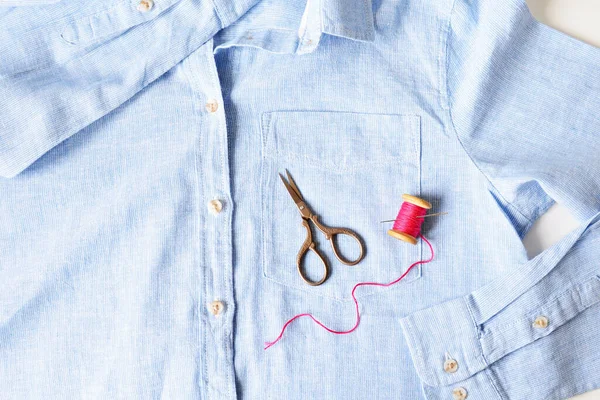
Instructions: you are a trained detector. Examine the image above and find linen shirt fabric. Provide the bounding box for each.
[1,0,599,399]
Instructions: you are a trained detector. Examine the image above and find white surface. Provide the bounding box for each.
[522,3,599,399]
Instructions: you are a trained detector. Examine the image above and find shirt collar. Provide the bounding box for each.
[321,0,375,42]
[296,0,375,54]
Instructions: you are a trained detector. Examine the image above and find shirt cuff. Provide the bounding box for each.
[400,296,486,387]
[400,212,600,395]
[422,369,502,400]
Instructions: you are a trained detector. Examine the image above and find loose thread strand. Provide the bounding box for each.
[263,234,435,350]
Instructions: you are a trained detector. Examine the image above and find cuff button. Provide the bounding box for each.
[533,316,549,329]
[443,358,458,373]
[137,0,154,12]
[452,387,468,400]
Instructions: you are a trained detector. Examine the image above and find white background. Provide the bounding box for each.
[522,2,598,399]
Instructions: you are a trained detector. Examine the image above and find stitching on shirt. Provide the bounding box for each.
[444,1,535,227]
[480,274,600,339]
[182,46,212,394]
[260,111,424,299]
[404,317,434,385]
[465,296,490,370]
[582,276,600,308]
[261,112,423,301]
[182,55,199,388]
[206,43,236,400]
[437,0,453,111]
[261,112,421,171]
[68,0,130,25]
[244,27,297,34]
[484,367,507,400]
[263,152,402,172]
[198,127,209,393]
[58,0,132,44]
[55,0,188,76]
[208,0,227,29]
[195,56,211,393]
[260,112,272,282]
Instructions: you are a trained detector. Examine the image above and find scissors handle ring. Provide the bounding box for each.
[310,215,365,266]
[297,219,330,286]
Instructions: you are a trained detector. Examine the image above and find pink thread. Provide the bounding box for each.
[263,234,434,350]
[392,201,427,238]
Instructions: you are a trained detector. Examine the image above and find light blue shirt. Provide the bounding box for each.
[1,0,599,399]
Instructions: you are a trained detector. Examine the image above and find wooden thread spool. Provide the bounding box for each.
[387,194,432,245]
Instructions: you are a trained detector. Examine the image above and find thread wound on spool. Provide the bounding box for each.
[387,195,431,245]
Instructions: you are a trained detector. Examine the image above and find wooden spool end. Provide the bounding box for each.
[402,194,432,210]
[387,229,418,245]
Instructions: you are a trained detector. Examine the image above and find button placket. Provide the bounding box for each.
[185,40,237,400]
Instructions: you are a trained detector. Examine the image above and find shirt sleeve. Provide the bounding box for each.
[0,0,257,179]
[400,1,600,399]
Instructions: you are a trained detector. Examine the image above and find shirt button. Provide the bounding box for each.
[205,99,219,113]
[136,0,154,12]
[209,300,225,316]
[533,315,549,329]
[207,199,223,215]
[444,358,459,373]
[452,387,468,400]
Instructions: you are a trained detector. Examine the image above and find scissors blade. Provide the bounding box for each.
[285,170,304,200]
[279,172,303,205]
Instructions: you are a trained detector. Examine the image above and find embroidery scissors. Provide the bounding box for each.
[279,170,365,286]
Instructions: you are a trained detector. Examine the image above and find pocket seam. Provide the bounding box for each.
[262,111,421,172]
[260,111,423,301]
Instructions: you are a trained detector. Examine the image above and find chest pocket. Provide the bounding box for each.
[260,111,423,301]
